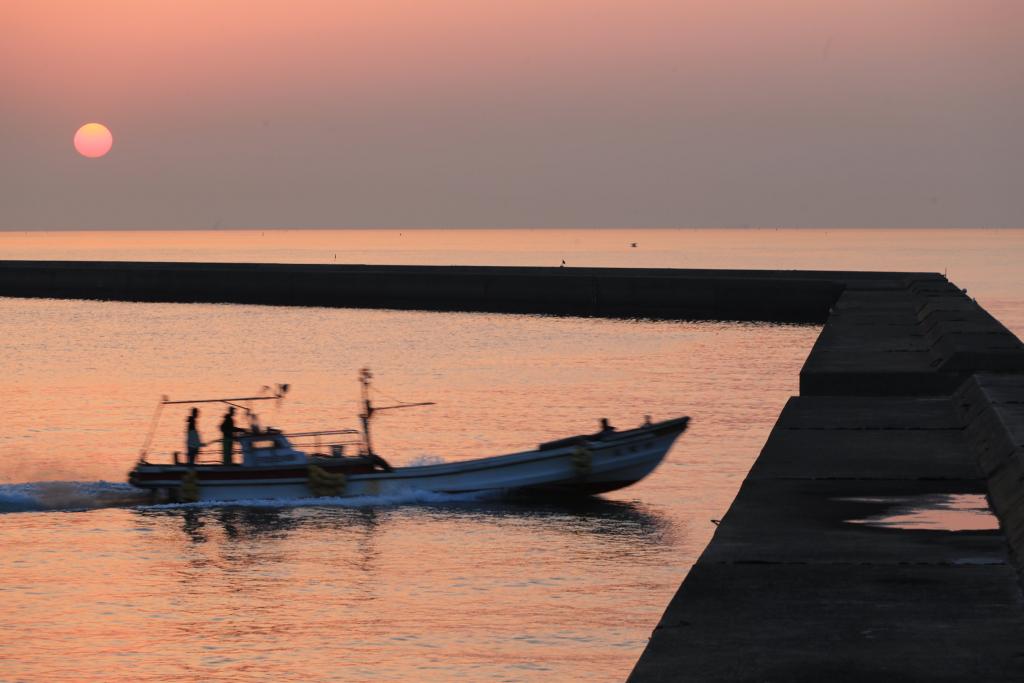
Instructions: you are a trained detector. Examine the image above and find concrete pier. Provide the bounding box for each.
[0,260,925,323]
[631,274,1024,681]
[3,260,1024,679]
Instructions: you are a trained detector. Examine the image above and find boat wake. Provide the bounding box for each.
[0,480,150,513]
[0,479,495,514]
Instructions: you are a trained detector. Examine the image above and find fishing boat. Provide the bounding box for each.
[128,369,689,503]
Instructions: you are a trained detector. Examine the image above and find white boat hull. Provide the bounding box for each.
[129,417,688,503]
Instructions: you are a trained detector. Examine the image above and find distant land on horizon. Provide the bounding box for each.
[1,226,1022,233]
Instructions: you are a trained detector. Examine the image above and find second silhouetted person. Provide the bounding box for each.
[219,407,241,465]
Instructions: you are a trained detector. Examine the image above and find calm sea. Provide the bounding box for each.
[1,228,1021,682]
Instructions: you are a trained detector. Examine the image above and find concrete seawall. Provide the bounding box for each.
[630,272,1024,681]
[3,260,1024,678]
[0,260,917,323]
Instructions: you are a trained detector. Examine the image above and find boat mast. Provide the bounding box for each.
[358,367,434,471]
[359,367,375,456]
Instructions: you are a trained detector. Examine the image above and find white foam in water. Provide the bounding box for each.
[405,454,447,466]
[0,480,149,513]
[2,475,495,514]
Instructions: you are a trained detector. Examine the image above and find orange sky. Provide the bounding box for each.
[2,1,1022,228]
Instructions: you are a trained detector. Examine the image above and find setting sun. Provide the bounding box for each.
[73,122,112,158]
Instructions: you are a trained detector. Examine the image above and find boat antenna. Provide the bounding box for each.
[138,395,168,461]
[161,385,288,405]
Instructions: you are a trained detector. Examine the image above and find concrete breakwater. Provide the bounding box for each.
[0,260,900,322]
[3,260,1024,679]
[631,273,1024,681]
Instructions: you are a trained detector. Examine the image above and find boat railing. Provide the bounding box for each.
[271,428,363,456]
[156,427,365,466]
[169,446,239,466]
[276,429,360,439]
[286,437,365,457]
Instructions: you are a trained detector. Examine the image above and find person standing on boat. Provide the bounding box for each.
[219,407,241,465]
[186,408,201,466]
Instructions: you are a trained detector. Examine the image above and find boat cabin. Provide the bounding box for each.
[239,432,307,467]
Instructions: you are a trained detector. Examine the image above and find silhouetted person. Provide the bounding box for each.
[220,407,240,465]
[186,407,201,466]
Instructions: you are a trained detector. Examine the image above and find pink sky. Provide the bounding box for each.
[3,0,1022,228]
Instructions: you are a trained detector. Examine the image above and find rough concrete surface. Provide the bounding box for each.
[631,274,1024,681]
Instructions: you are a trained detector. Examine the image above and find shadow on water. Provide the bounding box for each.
[2,480,678,555]
[427,496,674,539]
[172,506,305,544]
[133,495,675,548]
